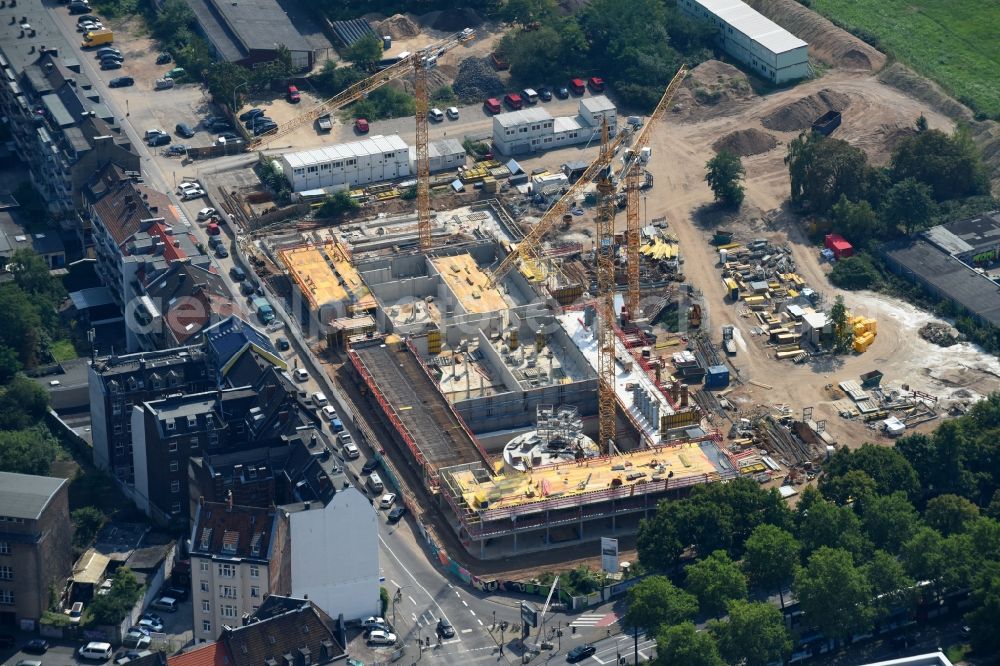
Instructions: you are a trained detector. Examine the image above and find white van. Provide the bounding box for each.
[312,392,329,407]
[79,642,113,661]
[293,368,309,382]
[151,596,179,612]
[428,108,444,122]
[366,472,384,494]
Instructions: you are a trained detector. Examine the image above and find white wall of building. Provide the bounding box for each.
[130,406,150,515]
[288,488,379,621]
[279,135,411,192]
[492,99,616,156]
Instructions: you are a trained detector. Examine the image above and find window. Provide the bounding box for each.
[168,441,178,453]
[219,585,236,598]
[200,581,209,593]
[202,620,212,633]
[250,586,260,598]
[0,542,9,555]
[221,604,237,618]
[249,565,259,578]
[171,480,180,493]
[0,590,12,605]
[171,503,181,514]
[170,460,179,472]
[0,566,11,580]
[218,563,235,578]
[202,600,211,613]
[200,561,209,572]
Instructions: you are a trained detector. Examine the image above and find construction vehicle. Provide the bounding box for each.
[688,303,702,328]
[722,325,736,355]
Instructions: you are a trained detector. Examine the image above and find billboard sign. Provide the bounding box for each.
[601,537,619,574]
[520,600,539,628]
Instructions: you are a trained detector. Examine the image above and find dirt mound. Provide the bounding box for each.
[745,0,886,71]
[426,8,483,32]
[761,89,851,132]
[713,129,778,156]
[878,63,973,122]
[452,56,505,103]
[375,14,420,39]
[673,60,755,121]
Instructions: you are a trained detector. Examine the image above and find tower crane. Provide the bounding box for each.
[594,120,618,453]
[622,66,688,319]
[244,28,475,250]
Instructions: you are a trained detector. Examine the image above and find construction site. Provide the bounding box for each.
[194,0,1000,563]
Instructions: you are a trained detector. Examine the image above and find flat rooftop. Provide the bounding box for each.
[446,440,721,512]
[694,0,808,54]
[923,210,1000,256]
[431,253,508,314]
[278,244,374,313]
[206,0,311,53]
[558,312,675,444]
[351,342,488,474]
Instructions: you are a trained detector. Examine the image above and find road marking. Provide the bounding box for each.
[448,583,454,588]
[469,610,475,616]
[408,595,416,605]
[411,613,417,622]
[378,534,457,640]
[461,629,473,634]
[390,579,400,588]
[455,590,461,597]
[478,619,484,626]
[462,600,468,607]
[443,638,461,644]
[570,614,608,627]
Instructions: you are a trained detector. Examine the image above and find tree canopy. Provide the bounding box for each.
[684,550,747,617]
[655,622,724,666]
[742,524,800,605]
[87,567,143,626]
[710,600,791,666]
[623,576,698,635]
[705,151,746,208]
[794,547,874,642]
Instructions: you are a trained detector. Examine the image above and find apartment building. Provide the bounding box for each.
[0,472,73,628]
[189,498,290,640]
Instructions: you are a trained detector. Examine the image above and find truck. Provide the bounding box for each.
[569,78,586,95]
[812,110,842,136]
[315,114,332,132]
[253,296,275,325]
[81,29,113,48]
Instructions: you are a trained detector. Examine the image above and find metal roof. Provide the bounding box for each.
[206,0,312,54]
[282,134,408,169]
[494,107,553,129]
[580,95,615,113]
[0,471,66,520]
[553,116,582,133]
[695,0,807,54]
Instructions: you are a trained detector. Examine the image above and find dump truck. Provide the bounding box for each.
[812,110,842,136]
[81,29,113,48]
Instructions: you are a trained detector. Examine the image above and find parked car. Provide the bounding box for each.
[108,76,134,88]
[76,15,100,24]
[181,188,205,200]
[362,458,380,474]
[207,223,221,237]
[147,133,170,146]
[23,639,49,654]
[79,642,114,661]
[100,60,122,70]
[239,280,256,295]
[197,207,217,221]
[95,46,121,57]
[387,505,407,523]
[503,93,523,110]
[344,443,360,459]
[165,67,185,79]
[230,266,246,281]
[446,106,459,120]
[588,76,605,92]
[156,52,172,64]
[150,596,179,612]
[538,86,553,102]
[239,108,265,122]
[68,3,92,14]
[142,612,164,625]
[99,53,124,63]
[253,123,278,136]
[555,86,569,99]
[367,630,397,646]
[354,118,369,133]
[138,618,164,633]
[122,631,151,650]
[379,493,396,509]
[68,601,84,623]
[96,579,113,596]
[567,644,596,663]
[216,130,240,141]
[483,98,502,114]
[286,85,300,103]
[361,616,387,629]
[164,145,187,156]
[175,122,195,138]
[154,77,174,90]
[429,107,444,122]
[321,405,337,420]
[215,246,229,258]
[208,236,222,250]
[276,337,290,351]
[178,181,200,193]
[293,368,309,382]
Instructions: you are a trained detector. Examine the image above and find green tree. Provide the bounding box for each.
[860,492,920,554]
[864,550,915,622]
[829,252,882,290]
[821,469,877,508]
[343,34,383,71]
[915,114,928,132]
[891,126,989,202]
[923,494,980,536]
[316,191,359,219]
[794,547,874,643]
[900,526,946,586]
[624,575,698,635]
[824,444,922,500]
[828,294,853,353]
[655,622,724,666]
[0,376,51,430]
[71,507,106,550]
[684,550,747,617]
[705,151,745,208]
[797,496,869,560]
[352,86,415,121]
[0,285,44,368]
[87,567,143,626]
[0,427,58,475]
[0,345,21,384]
[830,195,884,248]
[710,600,791,666]
[742,524,801,608]
[497,0,558,24]
[637,504,685,571]
[881,177,935,235]
[310,60,365,97]
[965,562,1000,655]
[786,133,870,214]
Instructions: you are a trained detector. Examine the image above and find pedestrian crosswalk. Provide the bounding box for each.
[570,614,607,628]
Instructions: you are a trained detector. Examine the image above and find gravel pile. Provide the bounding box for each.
[453,57,505,104]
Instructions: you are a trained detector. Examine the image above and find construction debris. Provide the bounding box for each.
[919,321,962,347]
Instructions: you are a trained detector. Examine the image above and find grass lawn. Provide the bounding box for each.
[50,339,79,362]
[810,0,1000,119]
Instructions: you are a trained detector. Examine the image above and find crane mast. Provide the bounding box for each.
[414,57,432,250]
[595,121,618,454]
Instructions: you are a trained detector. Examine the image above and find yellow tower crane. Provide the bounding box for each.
[594,121,618,453]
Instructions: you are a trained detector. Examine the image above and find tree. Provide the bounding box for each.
[316,191,359,219]
[498,0,558,24]
[786,133,870,214]
[828,294,853,353]
[860,492,920,554]
[821,469,877,508]
[343,34,383,71]
[72,507,106,550]
[0,427,58,475]
[864,550,915,622]
[87,567,143,626]
[711,601,791,666]
[798,496,870,559]
[965,562,1000,655]
[891,126,989,202]
[881,178,935,235]
[655,622,724,666]
[824,444,922,500]
[0,345,21,384]
[794,547,874,643]
[705,151,745,208]
[0,376,51,430]
[829,253,882,290]
[900,526,946,585]
[0,286,44,368]
[923,494,980,536]
[310,60,365,97]
[684,550,747,617]
[742,524,801,608]
[915,114,928,132]
[830,195,885,248]
[637,504,685,571]
[623,575,698,635]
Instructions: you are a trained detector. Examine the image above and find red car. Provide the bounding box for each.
[503,93,523,110]
[206,222,220,236]
[483,98,501,114]
[354,118,369,133]
[588,76,605,92]
[287,85,300,103]
[569,78,586,95]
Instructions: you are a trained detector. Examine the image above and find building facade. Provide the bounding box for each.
[678,0,809,83]
[0,473,73,629]
[492,97,617,156]
[279,134,410,192]
[189,499,290,640]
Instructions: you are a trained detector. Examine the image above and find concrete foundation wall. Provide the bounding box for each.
[455,378,598,433]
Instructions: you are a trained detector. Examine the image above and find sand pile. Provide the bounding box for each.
[376,14,420,39]
[746,0,886,71]
[673,60,755,120]
[713,129,778,156]
[762,89,851,132]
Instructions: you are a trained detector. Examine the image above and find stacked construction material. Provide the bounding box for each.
[850,315,878,353]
